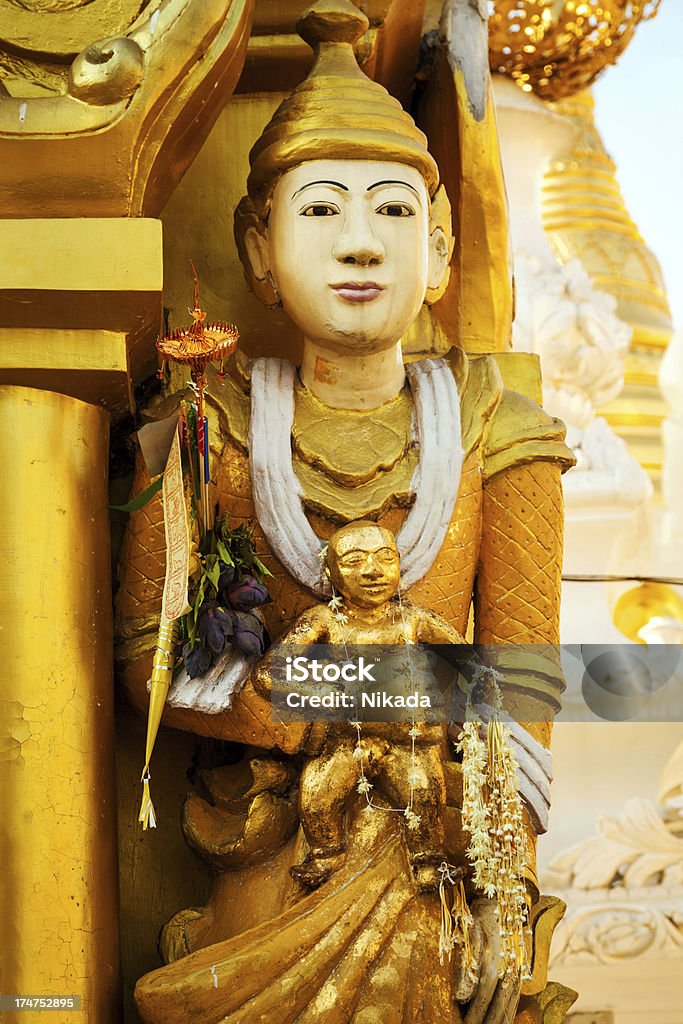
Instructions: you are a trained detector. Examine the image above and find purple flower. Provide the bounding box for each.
[183,640,212,679]
[198,604,236,656]
[225,575,271,611]
[234,611,268,658]
[218,565,237,596]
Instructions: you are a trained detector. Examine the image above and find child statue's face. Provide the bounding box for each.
[245,159,448,355]
[327,524,400,608]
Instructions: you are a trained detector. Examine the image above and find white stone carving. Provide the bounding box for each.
[546,755,683,967]
[512,253,631,449]
[549,894,683,965]
[547,797,683,892]
[493,75,650,518]
[562,416,653,509]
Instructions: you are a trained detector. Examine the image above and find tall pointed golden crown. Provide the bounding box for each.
[245,0,439,215]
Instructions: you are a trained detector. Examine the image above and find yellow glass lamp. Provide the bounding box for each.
[613,582,683,644]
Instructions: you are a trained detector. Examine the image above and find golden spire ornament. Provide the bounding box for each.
[157,262,238,423]
[156,264,239,535]
[489,0,662,100]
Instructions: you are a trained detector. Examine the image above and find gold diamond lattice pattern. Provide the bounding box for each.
[488,0,661,100]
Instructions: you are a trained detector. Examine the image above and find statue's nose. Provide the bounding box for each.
[333,207,385,266]
[360,555,383,579]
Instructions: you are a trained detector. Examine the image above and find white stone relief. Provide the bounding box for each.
[513,253,631,449]
[493,75,650,515]
[546,754,683,967]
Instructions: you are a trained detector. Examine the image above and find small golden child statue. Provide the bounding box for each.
[253,520,464,892]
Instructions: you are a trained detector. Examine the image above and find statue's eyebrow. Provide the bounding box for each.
[367,180,420,196]
[338,545,394,558]
[291,180,349,199]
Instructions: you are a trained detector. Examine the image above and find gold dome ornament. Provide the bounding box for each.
[489,0,662,101]
[542,90,673,483]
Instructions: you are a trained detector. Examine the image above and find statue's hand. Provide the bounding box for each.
[460,899,521,1024]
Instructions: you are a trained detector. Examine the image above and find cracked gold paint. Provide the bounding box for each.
[0,387,119,1023]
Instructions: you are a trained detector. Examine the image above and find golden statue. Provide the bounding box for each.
[114,3,575,1021]
[252,520,464,891]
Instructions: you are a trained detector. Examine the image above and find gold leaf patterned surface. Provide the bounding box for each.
[134,802,473,1024]
[293,378,415,485]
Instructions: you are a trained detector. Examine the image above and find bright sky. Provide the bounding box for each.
[592,2,683,329]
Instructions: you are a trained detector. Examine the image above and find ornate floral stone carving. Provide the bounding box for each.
[546,769,683,967]
[512,254,631,448]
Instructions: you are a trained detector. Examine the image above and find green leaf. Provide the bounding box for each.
[110,475,163,512]
[252,556,273,579]
[216,539,233,567]
[206,555,221,590]
[193,576,206,623]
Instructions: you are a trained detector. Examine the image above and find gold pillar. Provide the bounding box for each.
[0,386,119,1024]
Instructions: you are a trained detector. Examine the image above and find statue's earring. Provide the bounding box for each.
[265,270,282,309]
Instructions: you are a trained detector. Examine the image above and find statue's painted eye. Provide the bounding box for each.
[301,203,339,217]
[339,553,364,567]
[377,202,414,217]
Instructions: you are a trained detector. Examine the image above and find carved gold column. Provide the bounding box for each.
[0,386,117,1024]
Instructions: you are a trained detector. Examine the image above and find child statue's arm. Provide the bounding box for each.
[252,606,331,700]
[414,606,466,646]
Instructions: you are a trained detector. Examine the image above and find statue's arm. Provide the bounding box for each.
[473,382,575,892]
[474,455,566,882]
[414,607,465,645]
[475,458,564,645]
[475,388,574,741]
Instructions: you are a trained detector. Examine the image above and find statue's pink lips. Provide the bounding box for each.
[332,282,385,303]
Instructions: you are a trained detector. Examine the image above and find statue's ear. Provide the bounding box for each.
[234,196,281,308]
[425,184,455,305]
[244,226,280,307]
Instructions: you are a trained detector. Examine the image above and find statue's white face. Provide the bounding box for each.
[246,159,448,355]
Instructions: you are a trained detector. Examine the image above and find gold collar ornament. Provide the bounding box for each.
[248,356,463,598]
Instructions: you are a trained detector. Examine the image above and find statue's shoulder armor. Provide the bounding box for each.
[482,385,575,482]
[443,345,575,480]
